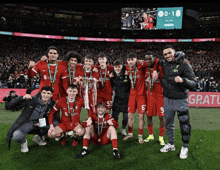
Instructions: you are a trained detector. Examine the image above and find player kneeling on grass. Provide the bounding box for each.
[6,86,58,153]
[48,84,85,146]
[77,102,121,160]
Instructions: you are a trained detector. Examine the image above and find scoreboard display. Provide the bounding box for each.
[121,7,183,30]
[156,7,183,29]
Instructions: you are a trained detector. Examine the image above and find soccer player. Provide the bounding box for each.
[27,46,69,102]
[77,102,121,159]
[47,84,85,146]
[73,54,99,117]
[60,51,82,96]
[65,51,82,83]
[143,52,165,145]
[95,53,113,113]
[40,51,82,97]
[142,12,154,30]
[123,52,147,144]
[152,45,197,159]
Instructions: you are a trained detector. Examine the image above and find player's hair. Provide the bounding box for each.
[126,52,137,59]
[10,90,16,94]
[113,60,123,66]
[41,86,53,93]
[145,51,155,60]
[46,46,59,55]
[98,52,108,59]
[163,45,175,51]
[145,51,155,56]
[65,51,82,63]
[85,54,94,61]
[96,102,106,108]
[68,84,78,89]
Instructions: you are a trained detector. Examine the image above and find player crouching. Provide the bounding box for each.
[47,84,85,146]
[77,102,121,160]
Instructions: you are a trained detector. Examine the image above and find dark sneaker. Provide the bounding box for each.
[76,148,89,159]
[113,149,121,160]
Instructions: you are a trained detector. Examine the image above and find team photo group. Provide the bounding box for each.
[6,44,197,160]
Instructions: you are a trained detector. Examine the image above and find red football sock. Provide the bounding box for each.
[128,126,133,134]
[111,139,118,149]
[139,128,144,136]
[83,138,90,147]
[148,125,153,135]
[159,127,165,137]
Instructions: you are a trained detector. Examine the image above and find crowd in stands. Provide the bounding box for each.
[0,36,220,92]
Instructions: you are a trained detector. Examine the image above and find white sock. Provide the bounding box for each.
[83,146,88,150]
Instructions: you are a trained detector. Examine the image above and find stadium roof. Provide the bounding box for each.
[19,3,220,14]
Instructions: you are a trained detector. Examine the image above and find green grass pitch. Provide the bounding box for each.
[0,103,220,170]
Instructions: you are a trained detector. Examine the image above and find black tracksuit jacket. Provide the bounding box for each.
[158,51,197,99]
[110,65,130,113]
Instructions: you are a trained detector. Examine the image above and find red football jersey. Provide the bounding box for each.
[74,66,99,83]
[82,113,119,135]
[27,60,68,97]
[144,17,153,29]
[145,60,163,96]
[126,62,147,96]
[95,65,113,96]
[48,96,84,126]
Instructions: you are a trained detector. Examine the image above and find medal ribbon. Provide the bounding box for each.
[149,68,154,92]
[68,66,76,84]
[97,114,105,136]
[129,66,137,90]
[99,66,107,89]
[47,62,58,87]
[66,97,76,123]
[92,78,97,113]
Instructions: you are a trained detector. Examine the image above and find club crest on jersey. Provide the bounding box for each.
[173,65,179,73]
[173,69,178,73]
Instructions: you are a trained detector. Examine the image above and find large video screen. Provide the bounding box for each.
[121,7,183,30]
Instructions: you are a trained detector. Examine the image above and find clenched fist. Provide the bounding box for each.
[28,61,36,69]
[175,76,183,83]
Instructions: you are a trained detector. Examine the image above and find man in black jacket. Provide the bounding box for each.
[6,86,58,153]
[3,90,19,111]
[153,45,197,159]
[110,60,130,136]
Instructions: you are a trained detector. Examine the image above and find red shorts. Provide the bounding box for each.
[97,93,112,110]
[128,93,146,114]
[57,122,80,133]
[147,94,164,117]
[91,132,111,145]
